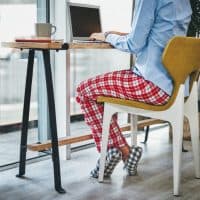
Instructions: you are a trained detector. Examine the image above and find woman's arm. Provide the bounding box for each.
[104,0,156,54]
[89,31,128,41]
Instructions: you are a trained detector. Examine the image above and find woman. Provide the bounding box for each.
[76,0,192,178]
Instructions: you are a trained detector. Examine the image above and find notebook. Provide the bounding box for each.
[67,3,105,43]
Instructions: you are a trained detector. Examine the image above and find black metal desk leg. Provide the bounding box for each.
[17,49,35,177]
[42,50,65,193]
[141,126,150,144]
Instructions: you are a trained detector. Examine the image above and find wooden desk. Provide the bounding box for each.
[10,42,160,153]
[1,41,67,194]
[2,41,67,49]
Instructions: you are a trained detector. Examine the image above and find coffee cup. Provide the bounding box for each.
[35,23,56,38]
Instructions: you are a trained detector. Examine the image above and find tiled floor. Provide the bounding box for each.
[1,124,199,200]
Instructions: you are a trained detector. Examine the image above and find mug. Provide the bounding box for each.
[35,23,56,37]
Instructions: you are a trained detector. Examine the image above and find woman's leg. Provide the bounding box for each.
[76,69,169,155]
[76,85,127,152]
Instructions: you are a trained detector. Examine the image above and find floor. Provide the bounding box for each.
[0,116,126,166]
[0,128,40,166]
[0,125,199,200]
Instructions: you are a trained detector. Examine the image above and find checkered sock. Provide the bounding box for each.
[90,147,122,178]
[124,146,143,176]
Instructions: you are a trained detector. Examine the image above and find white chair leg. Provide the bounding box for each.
[130,114,138,146]
[98,103,116,182]
[185,82,200,178]
[188,114,200,178]
[171,118,184,196]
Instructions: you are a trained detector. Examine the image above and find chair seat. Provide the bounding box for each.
[97,96,171,111]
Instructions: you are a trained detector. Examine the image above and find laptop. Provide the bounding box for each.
[67,2,104,43]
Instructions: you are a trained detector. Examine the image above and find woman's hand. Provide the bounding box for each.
[90,32,128,41]
[89,33,106,41]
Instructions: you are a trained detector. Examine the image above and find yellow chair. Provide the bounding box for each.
[97,36,200,196]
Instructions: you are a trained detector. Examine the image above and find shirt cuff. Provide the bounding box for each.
[105,34,121,44]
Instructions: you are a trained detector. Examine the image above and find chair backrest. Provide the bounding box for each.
[98,36,200,111]
[162,36,200,95]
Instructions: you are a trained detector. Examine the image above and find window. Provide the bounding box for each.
[0,1,37,126]
[0,0,47,167]
[68,0,133,114]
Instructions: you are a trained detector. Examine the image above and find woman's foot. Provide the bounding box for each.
[90,147,122,178]
[123,146,143,176]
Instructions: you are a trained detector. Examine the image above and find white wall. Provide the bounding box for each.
[69,0,133,32]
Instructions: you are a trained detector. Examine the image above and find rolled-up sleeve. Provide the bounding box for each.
[105,0,156,54]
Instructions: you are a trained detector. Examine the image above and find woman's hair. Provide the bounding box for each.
[187,0,200,36]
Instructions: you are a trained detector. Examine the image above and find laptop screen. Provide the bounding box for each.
[69,4,102,38]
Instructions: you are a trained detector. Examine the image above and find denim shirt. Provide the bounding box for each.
[105,0,192,95]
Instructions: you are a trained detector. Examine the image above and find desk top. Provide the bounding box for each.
[1,41,113,50]
[1,41,67,50]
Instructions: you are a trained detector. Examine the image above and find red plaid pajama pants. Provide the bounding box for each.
[76,69,169,152]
